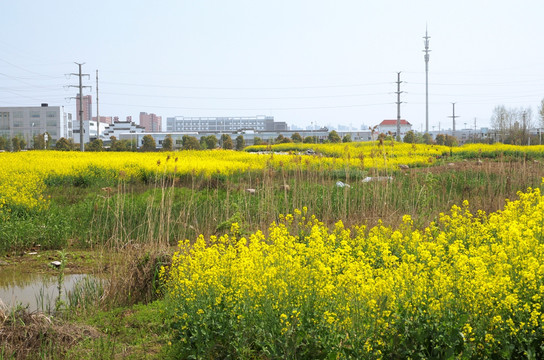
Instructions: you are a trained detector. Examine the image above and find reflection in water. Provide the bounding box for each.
[0,272,91,313]
[0,268,55,288]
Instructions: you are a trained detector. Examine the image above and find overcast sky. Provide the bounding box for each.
[1,0,543,131]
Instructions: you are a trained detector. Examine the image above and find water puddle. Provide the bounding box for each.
[0,268,94,313]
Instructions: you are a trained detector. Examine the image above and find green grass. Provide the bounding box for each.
[64,301,170,359]
[2,159,543,254]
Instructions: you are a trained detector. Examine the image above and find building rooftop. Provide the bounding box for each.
[379,119,411,126]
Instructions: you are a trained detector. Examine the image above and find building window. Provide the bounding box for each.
[46,111,57,118]
[13,111,23,118]
[30,111,40,118]
[0,113,8,130]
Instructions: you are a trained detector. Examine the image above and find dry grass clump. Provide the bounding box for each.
[0,303,101,359]
[100,245,171,308]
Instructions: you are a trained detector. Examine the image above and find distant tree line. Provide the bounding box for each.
[490,104,535,145]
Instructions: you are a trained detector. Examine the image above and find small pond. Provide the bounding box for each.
[0,268,95,313]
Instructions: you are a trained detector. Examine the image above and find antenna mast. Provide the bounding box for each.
[96,70,99,142]
[423,26,431,133]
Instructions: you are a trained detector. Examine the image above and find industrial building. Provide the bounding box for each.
[0,104,72,147]
[166,115,287,133]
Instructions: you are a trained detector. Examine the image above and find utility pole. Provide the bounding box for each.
[423,26,431,133]
[68,63,90,151]
[96,70,100,142]
[448,102,459,137]
[395,72,403,141]
[474,117,477,142]
[522,111,527,145]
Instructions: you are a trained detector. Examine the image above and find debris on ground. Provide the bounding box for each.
[361,176,393,183]
[335,181,351,188]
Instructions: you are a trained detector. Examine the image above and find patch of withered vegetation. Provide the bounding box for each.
[101,246,171,308]
[0,304,102,359]
[417,158,543,176]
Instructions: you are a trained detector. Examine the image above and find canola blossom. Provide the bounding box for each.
[0,145,441,215]
[248,141,544,165]
[246,141,449,169]
[162,186,544,359]
[451,143,544,159]
[2,142,543,216]
[0,150,269,214]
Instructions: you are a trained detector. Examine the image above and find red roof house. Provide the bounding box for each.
[377,119,412,137]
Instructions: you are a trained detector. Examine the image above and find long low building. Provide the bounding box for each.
[0,104,72,146]
[166,115,288,132]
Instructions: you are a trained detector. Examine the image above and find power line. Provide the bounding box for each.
[100,80,392,91]
[99,101,393,111]
[0,57,62,79]
[99,91,391,100]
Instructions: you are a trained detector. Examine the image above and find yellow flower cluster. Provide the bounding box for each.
[162,186,544,358]
[0,166,46,213]
[247,141,449,170]
[452,143,544,159]
[0,145,449,214]
[0,150,267,213]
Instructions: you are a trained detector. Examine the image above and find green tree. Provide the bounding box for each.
[253,137,264,146]
[275,134,285,144]
[141,134,156,151]
[280,136,292,144]
[235,135,245,151]
[291,132,303,143]
[445,135,459,147]
[0,136,7,150]
[303,136,316,144]
[199,136,207,149]
[55,137,74,151]
[120,140,133,151]
[109,136,118,150]
[11,137,21,151]
[328,130,341,143]
[182,135,200,150]
[342,134,352,143]
[162,134,174,151]
[422,133,434,145]
[33,133,45,150]
[205,135,218,149]
[110,136,129,151]
[221,134,233,149]
[403,130,416,143]
[435,134,446,146]
[86,139,104,151]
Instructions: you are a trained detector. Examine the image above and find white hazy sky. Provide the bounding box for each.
[1,0,543,131]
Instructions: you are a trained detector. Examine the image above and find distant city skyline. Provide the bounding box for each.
[1,0,543,132]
